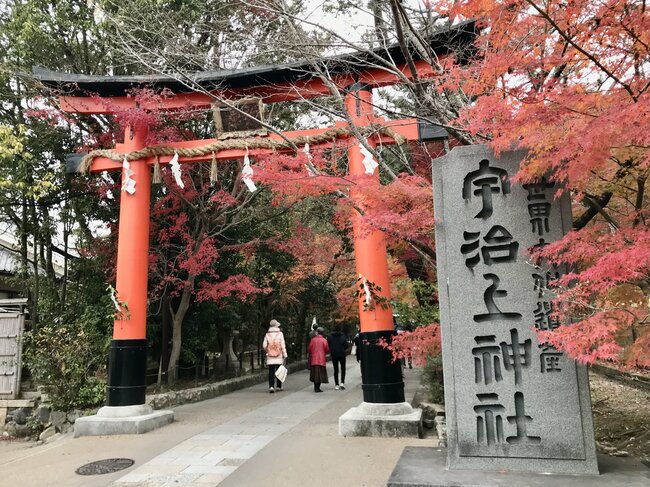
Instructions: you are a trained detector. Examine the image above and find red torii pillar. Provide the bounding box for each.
[108,125,151,406]
[74,123,176,435]
[345,84,404,404]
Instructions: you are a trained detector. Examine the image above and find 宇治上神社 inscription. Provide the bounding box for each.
[433,145,598,475]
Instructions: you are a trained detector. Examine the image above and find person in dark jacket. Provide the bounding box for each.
[353,330,361,364]
[327,325,348,390]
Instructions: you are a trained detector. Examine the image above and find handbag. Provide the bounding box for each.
[351,344,357,356]
[275,364,288,382]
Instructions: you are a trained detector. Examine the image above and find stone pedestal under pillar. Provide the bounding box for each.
[339,401,422,438]
[74,404,173,437]
[387,447,650,486]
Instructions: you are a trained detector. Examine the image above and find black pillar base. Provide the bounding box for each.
[107,339,147,406]
[358,330,405,403]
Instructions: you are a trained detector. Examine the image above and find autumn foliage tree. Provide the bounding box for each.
[149,165,265,382]
[297,0,650,369]
[432,0,650,367]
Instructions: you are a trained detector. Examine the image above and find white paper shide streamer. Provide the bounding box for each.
[109,287,122,313]
[242,151,257,192]
[359,142,379,175]
[360,274,372,306]
[169,152,184,189]
[303,143,317,177]
[121,157,136,194]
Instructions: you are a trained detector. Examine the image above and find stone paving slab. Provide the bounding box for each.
[111,367,364,486]
[387,447,650,487]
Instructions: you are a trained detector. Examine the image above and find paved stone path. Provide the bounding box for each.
[113,366,362,486]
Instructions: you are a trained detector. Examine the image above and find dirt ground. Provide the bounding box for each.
[590,372,650,465]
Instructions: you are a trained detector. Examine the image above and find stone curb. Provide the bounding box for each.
[146,360,308,410]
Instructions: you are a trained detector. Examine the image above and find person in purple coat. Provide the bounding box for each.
[307,327,329,392]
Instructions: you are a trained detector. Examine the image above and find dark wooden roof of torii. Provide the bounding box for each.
[33,20,477,108]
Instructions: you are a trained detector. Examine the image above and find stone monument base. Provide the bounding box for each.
[387,447,650,487]
[74,404,174,437]
[339,402,422,438]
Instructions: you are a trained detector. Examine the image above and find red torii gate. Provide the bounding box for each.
[36,22,474,429]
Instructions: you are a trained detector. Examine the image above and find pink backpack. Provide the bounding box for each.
[266,333,282,357]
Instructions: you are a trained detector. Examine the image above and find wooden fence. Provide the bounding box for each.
[0,313,25,399]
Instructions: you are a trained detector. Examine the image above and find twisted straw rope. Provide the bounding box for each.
[79,124,407,173]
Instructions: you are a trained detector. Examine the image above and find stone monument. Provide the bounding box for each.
[432,145,598,475]
[216,329,239,368]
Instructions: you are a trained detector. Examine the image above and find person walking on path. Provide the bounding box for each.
[263,319,287,393]
[309,317,318,339]
[327,326,348,390]
[307,327,329,393]
[307,317,318,369]
[353,328,361,365]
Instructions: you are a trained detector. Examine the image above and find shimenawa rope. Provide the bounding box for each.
[79,124,407,173]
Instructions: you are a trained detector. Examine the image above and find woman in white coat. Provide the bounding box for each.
[263,319,287,393]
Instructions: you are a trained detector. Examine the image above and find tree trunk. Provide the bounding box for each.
[61,219,69,306]
[296,303,309,360]
[29,196,40,327]
[161,294,171,383]
[166,277,195,384]
[368,0,388,45]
